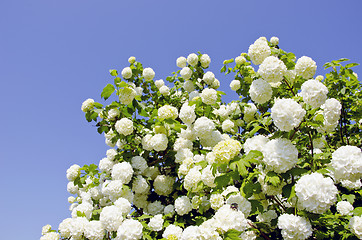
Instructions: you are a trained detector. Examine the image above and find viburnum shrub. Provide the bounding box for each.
[41,36,362,240]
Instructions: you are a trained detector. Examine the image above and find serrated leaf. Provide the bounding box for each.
[101,84,115,100]
[215,174,231,188]
[109,69,118,76]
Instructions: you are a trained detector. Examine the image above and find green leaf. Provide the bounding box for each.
[109,69,118,76]
[215,174,231,188]
[353,207,362,216]
[224,229,242,240]
[341,194,355,204]
[101,84,115,100]
[345,63,360,68]
[265,171,280,187]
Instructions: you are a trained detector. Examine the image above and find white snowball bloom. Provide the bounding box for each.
[163,224,183,239]
[201,88,217,105]
[179,103,196,125]
[235,56,246,65]
[330,145,362,182]
[213,204,249,233]
[271,98,306,132]
[158,105,178,120]
[317,98,342,133]
[113,198,132,216]
[181,226,201,240]
[154,175,174,196]
[41,224,51,235]
[119,87,137,105]
[131,156,148,174]
[336,201,354,216]
[164,204,175,216]
[58,218,73,238]
[315,75,324,81]
[128,56,136,64]
[200,54,211,68]
[177,56,187,68]
[243,103,257,123]
[81,98,94,112]
[71,201,93,219]
[142,134,153,151]
[285,69,296,84]
[100,205,124,232]
[99,157,114,173]
[155,79,165,89]
[262,138,298,173]
[249,79,272,104]
[200,130,224,148]
[270,36,279,45]
[244,135,269,154]
[40,232,60,240]
[210,193,224,210]
[213,139,242,164]
[102,180,124,201]
[148,214,164,231]
[341,179,362,190]
[295,172,338,214]
[295,56,317,79]
[258,171,285,196]
[174,137,193,151]
[159,85,170,96]
[116,219,143,240]
[115,118,133,136]
[147,201,165,215]
[257,56,287,84]
[226,193,252,217]
[187,53,198,66]
[84,220,105,240]
[211,78,220,89]
[142,67,155,81]
[132,176,149,194]
[230,80,241,91]
[202,71,215,85]
[248,37,271,65]
[222,119,235,133]
[66,164,81,181]
[193,117,215,139]
[121,67,132,79]
[239,230,257,240]
[151,133,168,152]
[300,79,328,108]
[183,80,195,92]
[112,162,134,184]
[175,148,194,163]
[349,216,362,239]
[67,181,79,195]
[277,214,313,240]
[201,165,216,187]
[184,166,202,192]
[180,67,193,80]
[106,149,117,161]
[175,196,193,216]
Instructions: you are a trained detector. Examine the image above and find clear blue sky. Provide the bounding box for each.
[0,1,361,239]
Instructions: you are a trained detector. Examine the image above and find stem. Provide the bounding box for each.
[271,195,287,212]
[307,131,315,171]
[247,222,271,240]
[283,78,295,96]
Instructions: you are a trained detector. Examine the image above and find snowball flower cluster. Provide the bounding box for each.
[300,79,328,108]
[119,87,137,105]
[257,56,287,84]
[270,36,279,45]
[40,232,60,240]
[349,216,362,239]
[336,201,354,216]
[142,67,155,81]
[176,56,187,68]
[84,221,105,240]
[115,118,133,136]
[213,139,242,164]
[158,105,178,120]
[66,164,81,181]
[249,79,272,104]
[213,205,249,233]
[230,79,241,91]
[200,54,211,68]
[248,37,271,65]
[163,224,183,239]
[295,56,317,79]
[116,219,143,240]
[243,135,269,154]
[262,138,298,173]
[81,98,94,112]
[235,56,246,65]
[193,117,215,139]
[180,67,192,80]
[187,53,198,66]
[121,67,132,79]
[271,98,306,132]
[203,71,215,85]
[295,172,338,214]
[277,214,313,240]
[330,145,362,182]
[151,133,168,151]
[179,103,196,125]
[175,196,192,216]
[317,98,342,133]
[148,214,164,231]
[154,175,174,196]
[201,88,217,105]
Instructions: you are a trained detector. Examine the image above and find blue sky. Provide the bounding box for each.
[0,1,361,239]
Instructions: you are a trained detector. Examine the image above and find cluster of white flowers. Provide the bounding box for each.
[243,135,269,154]
[277,214,313,240]
[249,79,272,104]
[295,56,317,79]
[300,79,328,108]
[230,79,241,91]
[121,67,132,79]
[295,172,338,214]
[330,145,362,182]
[175,196,193,216]
[180,67,192,80]
[243,103,257,123]
[115,118,133,136]
[66,164,81,181]
[81,98,94,112]
[271,98,306,132]
[317,98,342,133]
[119,87,137,105]
[257,56,287,84]
[142,67,155,81]
[262,138,298,173]
[148,214,164,231]
[349,216,362,239]
[193,117,215,139]
[200,54,211,68]
[248,37,271,65]
[153,175,174,196]
[158,105,178,120]
[336,201,354,216]
[201,88,217,105]
[213,139,242,164]
[235,55,246,65]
